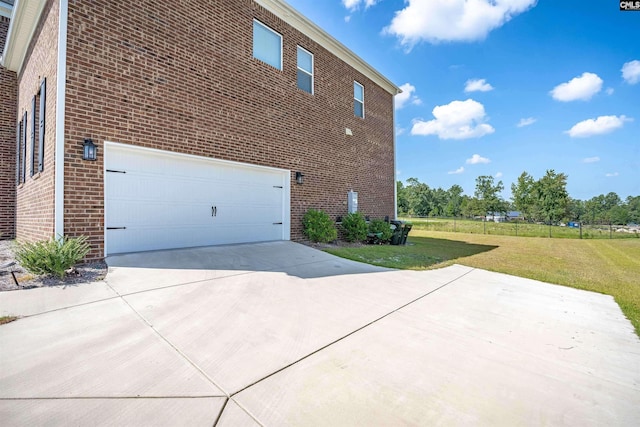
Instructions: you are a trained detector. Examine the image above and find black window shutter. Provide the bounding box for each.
[30,95,36,177]
[38,78,46,172]
[22,111,27,184]
[16,120,21,185]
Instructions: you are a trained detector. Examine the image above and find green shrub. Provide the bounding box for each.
[14,236,91,279]
[341,212,368,242]
[303,209,337,243]
[369,219,393,243]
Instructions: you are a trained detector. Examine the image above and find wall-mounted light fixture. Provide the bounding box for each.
[82,139,97,161]
[295,171,304,185]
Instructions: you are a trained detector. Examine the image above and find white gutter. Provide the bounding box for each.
[54,0,67,238]
[393,96,398,220]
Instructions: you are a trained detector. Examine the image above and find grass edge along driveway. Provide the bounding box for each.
[325,230,640,338]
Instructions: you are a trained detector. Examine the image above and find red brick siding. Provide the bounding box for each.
[64,0,395,258]
[15,0,58,243]
[0,17,17,239]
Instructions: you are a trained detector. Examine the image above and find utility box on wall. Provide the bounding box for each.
[348,190,358,213]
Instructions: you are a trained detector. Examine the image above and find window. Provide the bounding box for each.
[22,111,27,183]
[28,78,46,177]
[253,20,282,70]
[16,119,21,185]
[297,46,313,94]
[18,111,26,184]
[354,81,364,118]
[30,95,36,177]
[38,78,46,173]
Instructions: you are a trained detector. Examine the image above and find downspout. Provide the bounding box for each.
[393,95,398,220]
[54,0,67,238]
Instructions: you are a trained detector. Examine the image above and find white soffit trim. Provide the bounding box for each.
[54,0,68,238]
[254,0,401,96]
[1,0,46,71]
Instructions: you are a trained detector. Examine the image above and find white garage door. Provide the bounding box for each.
[105,143,290,255]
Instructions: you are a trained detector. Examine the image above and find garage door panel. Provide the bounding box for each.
[216,205,283,224]
[105,144,289,254]
[108,201,214,227]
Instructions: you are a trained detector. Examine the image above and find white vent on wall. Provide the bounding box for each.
[348,190,358,213]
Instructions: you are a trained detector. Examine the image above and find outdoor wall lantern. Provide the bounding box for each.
[82,139,97,161]
[295,171,304,185]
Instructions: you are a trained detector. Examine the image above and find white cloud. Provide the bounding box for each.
[606,87,614,95]
[411,99,495,140]
[464,78,494,92]
[342,0,379,11]
[396,126,406,136]
[517,117,536,127]
[582,157,600,164]
[606,172,619,177]
[622,60,640,85]
[448,166,465,175]
[566,115,632,138]
[466,154,491,164]
[395,83,422,109]
[344,15,352,23]
[495,172,503,178]
[550,72,603,102]
[384,0,537,47]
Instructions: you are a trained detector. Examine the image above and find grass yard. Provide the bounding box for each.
[405,217,639,239]
[325,229,640,337]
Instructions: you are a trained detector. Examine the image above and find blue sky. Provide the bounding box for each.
[285,0,639,201]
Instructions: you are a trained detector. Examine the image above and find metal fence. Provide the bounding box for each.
[401,217,640,239]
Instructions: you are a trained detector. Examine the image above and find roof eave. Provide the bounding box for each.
[1,0,46,72]
[254,0,401,96]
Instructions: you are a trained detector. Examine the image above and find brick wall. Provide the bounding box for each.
[64,0,395,258]
[0,16,17,239]
[15,0,58,243]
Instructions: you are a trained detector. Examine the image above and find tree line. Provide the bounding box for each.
[397,170,640,225]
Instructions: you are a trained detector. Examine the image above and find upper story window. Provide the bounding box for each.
[354,81,364,118]
[253,19,282,70]
[297,46,313,94]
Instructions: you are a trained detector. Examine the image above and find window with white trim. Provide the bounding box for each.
[297,46,313,94]
[354,81,364,118]
[28,78,46,177]
[253,20,282,70]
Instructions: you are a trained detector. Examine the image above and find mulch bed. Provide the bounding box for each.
[0,240,107,292]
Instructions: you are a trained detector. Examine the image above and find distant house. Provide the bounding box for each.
[486,211,523,222]
[0,0,400,258]
[507,211,524,221]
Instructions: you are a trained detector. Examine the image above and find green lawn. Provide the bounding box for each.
[404,217,639,239]
[326,229,640,337]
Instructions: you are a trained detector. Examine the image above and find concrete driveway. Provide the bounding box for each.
[1,241,639,426]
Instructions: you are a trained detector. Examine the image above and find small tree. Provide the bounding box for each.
[368,219,393,243]
[341,212,368,242]
[302,209,337,243]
